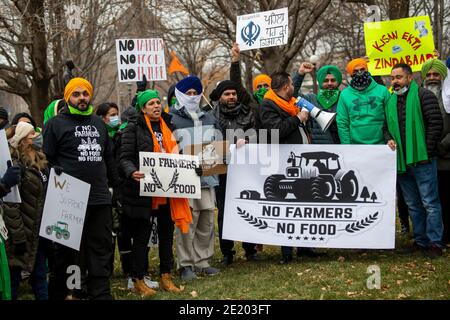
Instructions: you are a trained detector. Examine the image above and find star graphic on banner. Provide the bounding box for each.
[288,236,293,240]
[296,236,301,240]
[303,237,309,240]
[320,237,325,241]
[311,237,317,241]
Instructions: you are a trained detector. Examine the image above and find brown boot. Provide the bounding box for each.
[160,273,181,293]
[133,278,156,298]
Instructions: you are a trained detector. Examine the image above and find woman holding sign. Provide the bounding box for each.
[120,89,192,298]
[2,121,49,300]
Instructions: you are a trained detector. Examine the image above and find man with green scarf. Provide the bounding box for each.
[43,77,120,299]
[293,62,342,144]
[420,59,450,245]
[386,63,444,258]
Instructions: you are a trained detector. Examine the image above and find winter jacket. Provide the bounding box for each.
[169,106,220,188]
[257,98,309,144]
[212,101,256,143]
[230,61,259,110]
[433,89,450,171]
[336,79,391,144]
[293,73,340,144]
[2,150,48,272]
[43,110,119,205]
[395,87,443,160]
[119,112,175,216]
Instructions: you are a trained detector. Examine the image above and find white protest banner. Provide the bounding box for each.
[116,38,167,82]
[223,144,396,249]
[139,152,201,199]
[236,7,288,51]
[39,169,90,251]
[0,129,21,203]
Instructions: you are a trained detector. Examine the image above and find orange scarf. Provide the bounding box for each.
[264,89,299,116]
[144,114,192,233]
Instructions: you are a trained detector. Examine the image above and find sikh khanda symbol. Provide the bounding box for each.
[241,21,261,46]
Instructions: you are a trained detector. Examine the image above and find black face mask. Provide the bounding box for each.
[351,71,372,91]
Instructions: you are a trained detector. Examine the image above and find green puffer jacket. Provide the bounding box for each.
[336,79,391,144]
[2,151,47,272]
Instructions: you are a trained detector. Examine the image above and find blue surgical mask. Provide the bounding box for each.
[32,133,43,150]
[109,115,120,128]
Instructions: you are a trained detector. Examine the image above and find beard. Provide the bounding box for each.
[425,82,441,95]
[76,99,89,110]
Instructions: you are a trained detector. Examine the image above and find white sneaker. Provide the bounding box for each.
[127,276,159,289]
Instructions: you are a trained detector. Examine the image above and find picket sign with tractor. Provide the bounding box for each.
[45,221,70,240]
[264,151,359,201]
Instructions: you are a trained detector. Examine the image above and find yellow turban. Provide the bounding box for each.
[64,77,94,102]
[252,74,272,92]
[346,58,368,75]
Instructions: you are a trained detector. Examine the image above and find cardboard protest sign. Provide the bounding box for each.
[139,152,201,199]
[183,141,229,176]
[0,129,21,203]
[236,7,288,51]
[116,38,167,82]
[364,15,435,76]
[224,144,396,249]
[39,169,90,251]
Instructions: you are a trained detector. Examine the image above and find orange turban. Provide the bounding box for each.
[64,77,94,102]
[252,74,272,92]
[346,58,368,75]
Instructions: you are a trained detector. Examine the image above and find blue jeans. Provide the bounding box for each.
[398,159,444,247]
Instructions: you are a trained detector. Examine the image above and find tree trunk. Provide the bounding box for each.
[388,0,410,20]
[30,79,49,126]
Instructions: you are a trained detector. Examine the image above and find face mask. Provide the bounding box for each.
[32,133,43,150]
[108,115,120,128]
[393,86,409,96]
[253,87,269,103]
[350,71,372,91]
[175,88,202,112]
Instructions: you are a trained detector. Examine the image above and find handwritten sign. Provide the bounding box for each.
[223,144,396,249]
[39,169,90,250]
[236,7,288,51]
[364,16,435,76]
[116,38,167,82]
[0,129,21,203]
[139,152,201,199]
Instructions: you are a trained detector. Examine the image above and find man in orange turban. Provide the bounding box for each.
[64,77,94,113]
[345,58,368,75]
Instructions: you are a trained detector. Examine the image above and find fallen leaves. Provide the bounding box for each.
[190,290,198,298]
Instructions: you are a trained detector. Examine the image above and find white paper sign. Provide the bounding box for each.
[236,7,288,51]
[139,152,201,199]
[223,144,397,249]
[39,169,90,251]
[116,38,167,82]
[0,129,21,203]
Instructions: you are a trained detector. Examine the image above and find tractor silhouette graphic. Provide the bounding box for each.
[264,152,359,201]
[46,221,70,240]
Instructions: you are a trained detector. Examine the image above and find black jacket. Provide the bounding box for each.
[257,98,308,144]
[119,112,175,213]
[396,87,443,159]
[213,102,256,143]
[43,110,119,205]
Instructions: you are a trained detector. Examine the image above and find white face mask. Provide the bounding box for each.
[393,86,409,96]
[175,88,202,112]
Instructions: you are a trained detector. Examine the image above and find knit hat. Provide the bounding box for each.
[209,80,239,101]
[0,107,8,120]
[346,58,368,75]
[136,89,161,111]
[11,112,36,129]
[9,121,36,148]
[421,58,448,80]
[64,77,94,102]
[175,76,203,95]
[316,66,342,89]
[252,74,272,92]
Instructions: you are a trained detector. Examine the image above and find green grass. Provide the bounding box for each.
[18,220,450,300]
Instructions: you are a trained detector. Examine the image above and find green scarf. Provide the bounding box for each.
[68,105,93,116]
[317,89,340,109]
[386,80,428,173]
[106,124,118,138]
[253,87,269,103]
[0,237,11,300]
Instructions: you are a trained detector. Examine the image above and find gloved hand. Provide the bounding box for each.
[53,166,64,176]
[14,242,26,256]
[1,160,21,188]
[136,74,147,92]
[195,165,203,177]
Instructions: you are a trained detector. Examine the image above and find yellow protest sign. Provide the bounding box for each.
[364,16,435,76]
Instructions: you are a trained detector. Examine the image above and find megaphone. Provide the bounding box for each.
[295,97,336,132]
